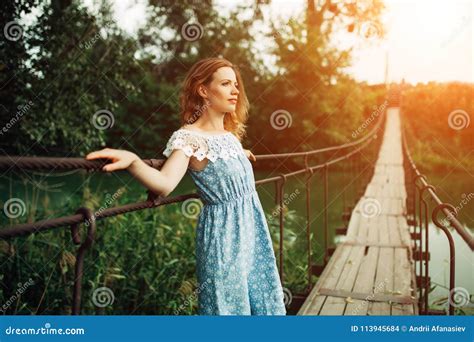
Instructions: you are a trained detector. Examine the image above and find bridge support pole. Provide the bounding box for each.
[323,164,329,265]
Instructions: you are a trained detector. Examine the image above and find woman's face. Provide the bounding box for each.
[200,66,240,113]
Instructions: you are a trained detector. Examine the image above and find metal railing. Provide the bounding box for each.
[401,111,474,316]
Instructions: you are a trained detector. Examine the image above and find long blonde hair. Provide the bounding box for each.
[179,57,249,141]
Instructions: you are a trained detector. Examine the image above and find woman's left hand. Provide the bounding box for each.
[244,149,256,162]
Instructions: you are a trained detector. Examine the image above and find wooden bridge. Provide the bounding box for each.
[298,107,417,315]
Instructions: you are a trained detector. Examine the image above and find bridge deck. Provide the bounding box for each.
[298,108,418,315]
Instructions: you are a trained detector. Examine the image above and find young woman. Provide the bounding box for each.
[86,57,286,315]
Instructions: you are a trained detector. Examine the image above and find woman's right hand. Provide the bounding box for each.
[85,148,139,172]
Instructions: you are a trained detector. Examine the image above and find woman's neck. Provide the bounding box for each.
[193,111,226,131]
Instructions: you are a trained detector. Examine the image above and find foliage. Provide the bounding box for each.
[0,0,141,155]
[0,184,199,314]
[401,82,473,172]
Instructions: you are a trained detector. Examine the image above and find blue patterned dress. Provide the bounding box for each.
[163,128,287,315]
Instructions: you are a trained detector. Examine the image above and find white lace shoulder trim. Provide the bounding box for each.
[163,129,243,162]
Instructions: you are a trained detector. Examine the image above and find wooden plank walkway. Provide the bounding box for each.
[298,107,418,315]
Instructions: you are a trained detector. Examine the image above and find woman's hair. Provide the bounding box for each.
[179,57,249,141]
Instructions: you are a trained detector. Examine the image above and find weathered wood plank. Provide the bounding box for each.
[368,248,394,315]
[344,247,379,315]
[388,215,401,245]
[298,246,352,315]
[392,248,415,315]
[319,246,365,315]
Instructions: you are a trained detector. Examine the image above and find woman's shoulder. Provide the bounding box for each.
[163,126,242,161]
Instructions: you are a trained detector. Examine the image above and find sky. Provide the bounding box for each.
[107,0,473,85]
[345,0,473,84]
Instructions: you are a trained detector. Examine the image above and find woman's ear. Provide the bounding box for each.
[197,85,208,99]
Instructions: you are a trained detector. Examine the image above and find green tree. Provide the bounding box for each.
[0,0,141,156]
[243,0,386,169]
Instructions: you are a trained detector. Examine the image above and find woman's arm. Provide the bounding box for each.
[85,148,190,197]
